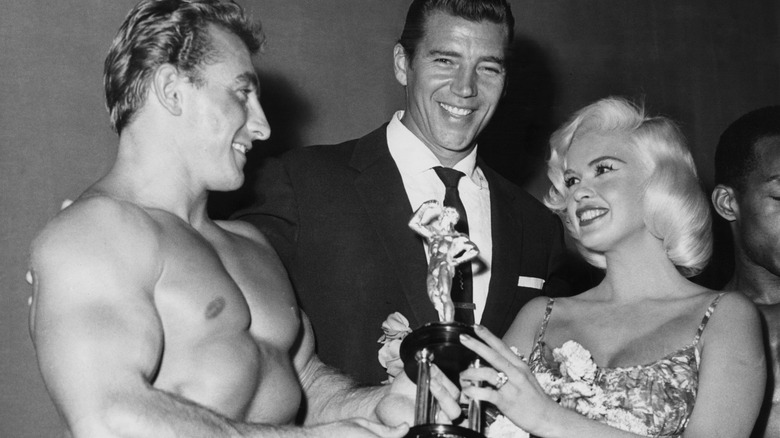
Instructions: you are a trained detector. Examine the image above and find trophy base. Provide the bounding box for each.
[405,423,485,438]
[400,321,479,387]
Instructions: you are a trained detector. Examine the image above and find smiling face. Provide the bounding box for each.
[393,11,507,166]
[733,137,780,277]
[181,25,270,192]
[562,130,652,253]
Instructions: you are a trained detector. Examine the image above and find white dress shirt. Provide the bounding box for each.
[387,111,493,323]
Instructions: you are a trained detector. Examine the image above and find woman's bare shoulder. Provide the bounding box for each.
[504,296,555,356]
[706,290,760,326]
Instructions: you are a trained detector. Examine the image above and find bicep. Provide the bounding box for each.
[30,216,164,429]
[684,295,765,437]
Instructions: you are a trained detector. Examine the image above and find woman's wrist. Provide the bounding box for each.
[534,402,578,438]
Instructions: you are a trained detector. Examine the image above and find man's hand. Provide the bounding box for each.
[309,418,409,437]
[376,364,461,427]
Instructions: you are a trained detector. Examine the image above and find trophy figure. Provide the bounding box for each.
[402,200,485,438]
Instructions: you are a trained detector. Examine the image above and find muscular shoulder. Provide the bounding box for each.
[216,219,273,248]
[30,195,162,288]
[33,195,160,249]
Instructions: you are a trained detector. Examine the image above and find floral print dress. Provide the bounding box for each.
[526,294,725,437]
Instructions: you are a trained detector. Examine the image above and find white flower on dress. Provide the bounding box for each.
[536,341,606,420]
[552,340,597,383]
[487,340,649,437]
[486,414,530,438]
[535,341,650,436]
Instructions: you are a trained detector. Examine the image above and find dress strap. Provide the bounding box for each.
[692,293,726,346]
[534,298,556,345]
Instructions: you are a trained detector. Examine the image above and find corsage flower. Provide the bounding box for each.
[377,312,412,383]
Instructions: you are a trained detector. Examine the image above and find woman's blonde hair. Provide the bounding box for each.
[544,97,711,277]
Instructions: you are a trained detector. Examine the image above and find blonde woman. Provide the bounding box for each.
[460,97,765,437]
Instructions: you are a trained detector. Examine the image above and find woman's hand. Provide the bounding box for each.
[459,325,561,436]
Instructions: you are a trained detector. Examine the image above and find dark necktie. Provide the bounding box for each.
[433,166,474,324]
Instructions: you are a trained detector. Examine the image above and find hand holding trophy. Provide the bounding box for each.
[402,200,486,438]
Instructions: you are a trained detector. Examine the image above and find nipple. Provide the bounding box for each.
[205,297,226,319]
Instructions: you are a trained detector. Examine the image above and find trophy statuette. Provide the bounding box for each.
[402,200,485,438]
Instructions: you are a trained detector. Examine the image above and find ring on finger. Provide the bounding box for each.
[494,371,509,390]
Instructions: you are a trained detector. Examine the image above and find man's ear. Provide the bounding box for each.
[393,43,409,86]
[712,184,739,222]
[151,64,184,116]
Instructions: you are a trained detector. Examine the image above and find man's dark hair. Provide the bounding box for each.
[714,106,780,192]
[398,0,514,61]
[104,0,264,134]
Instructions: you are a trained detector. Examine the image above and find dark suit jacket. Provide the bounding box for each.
[234,124,571,384]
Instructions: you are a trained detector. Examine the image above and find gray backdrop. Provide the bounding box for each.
[2,1,778,436]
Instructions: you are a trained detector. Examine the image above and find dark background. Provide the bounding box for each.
[2,1,778,436]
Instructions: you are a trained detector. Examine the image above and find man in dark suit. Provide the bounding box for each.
[234,0,570,384]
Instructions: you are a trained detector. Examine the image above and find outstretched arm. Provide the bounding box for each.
[293,312,462,428]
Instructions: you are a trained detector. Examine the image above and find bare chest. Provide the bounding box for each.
[147,218,301,420]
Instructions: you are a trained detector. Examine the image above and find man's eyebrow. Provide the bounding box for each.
[765,174,780,183]
[235,72,258,87]
[428,49,460,59]
[427,49,505,66]
[482,55,505,66]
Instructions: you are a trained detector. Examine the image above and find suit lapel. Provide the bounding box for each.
[350,126,437,327]
[480,164,524,333]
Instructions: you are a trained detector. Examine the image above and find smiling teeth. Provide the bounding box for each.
[579,209,606,222]
[440,103,473,116]
[232,142,249,154]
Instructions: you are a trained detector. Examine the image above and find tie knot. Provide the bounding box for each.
[434,166,465,188]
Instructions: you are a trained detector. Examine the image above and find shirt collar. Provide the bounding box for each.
[387,110,480,183]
